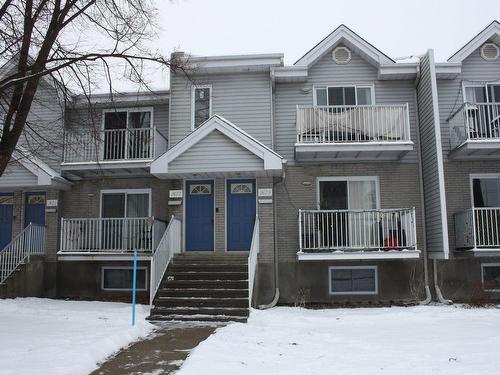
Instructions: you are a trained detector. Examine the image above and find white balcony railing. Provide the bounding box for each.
[448,103,500,148]
[150,215,181,306]
[296,104,411,144]
[59,217,166,253]
[62,127,167,164]
[1,223,45,284]
[299,208,417,253]
[248,215,260,307]
[455,208,500,249]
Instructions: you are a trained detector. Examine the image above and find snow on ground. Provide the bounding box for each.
[176,305,500,375]
[0,298,154,375]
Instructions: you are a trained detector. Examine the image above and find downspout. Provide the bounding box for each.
[433,259,453,304]
[414,61,432,305]
[258,166,285,309]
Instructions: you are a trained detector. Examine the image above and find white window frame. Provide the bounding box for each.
[481,263,500,292]
[101,266,148,291]
[316,176,380,210]
[101,107,154,131]
[99,188,152,218]
[313,84,376,106]
[469,173,500,209]
[329,265,378,295]
[462,81,500,103]
[191,85,212,130]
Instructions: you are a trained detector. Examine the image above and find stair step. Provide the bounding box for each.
[163,279,248,289]
[170,264,248,272]
[147,314,247,323]
[155,296,249,308]
[166,271,248,281]
[158,288,249,298]
[151,306,249,317]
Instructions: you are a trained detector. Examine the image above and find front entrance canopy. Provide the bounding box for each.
[151,115,285,179]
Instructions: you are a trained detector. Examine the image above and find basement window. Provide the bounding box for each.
[481,264,500,292]
[101,267,148,291]
[329,266,378,295]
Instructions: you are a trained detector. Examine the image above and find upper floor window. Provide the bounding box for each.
[315,85,374,106]
[103,108,152,130]
[464,84,500,103]
[192,85,211,129]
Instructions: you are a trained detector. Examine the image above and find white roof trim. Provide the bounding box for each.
[13,148,71,188]
[448,21,500,63]
[151,115,284,177]
[181,53,283,73]
[294,25,394,68]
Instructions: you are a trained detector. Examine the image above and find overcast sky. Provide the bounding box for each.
[104,0,500,92]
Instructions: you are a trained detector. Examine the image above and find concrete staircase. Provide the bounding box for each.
[148,253,249,323]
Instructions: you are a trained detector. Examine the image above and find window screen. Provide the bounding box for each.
[330,267,377,294]
[102,268,147,290]
[193,87,211,128]
[482,265,500,291]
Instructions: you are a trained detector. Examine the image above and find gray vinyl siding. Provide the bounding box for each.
[416,51,448,258]
[274,49,419,163]
[169,72,272,148]
[169,130,263,173]
[437,47,500,158]
[0,161,38,189]
[18,80,65,172]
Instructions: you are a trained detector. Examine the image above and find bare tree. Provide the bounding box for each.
[0,0,187,176]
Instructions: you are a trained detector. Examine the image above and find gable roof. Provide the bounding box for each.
[151,115,284,178]
[12,147,71,188]
[294,24,395,68]
[448,20,500,63]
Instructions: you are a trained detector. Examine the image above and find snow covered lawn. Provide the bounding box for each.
[0,298,154,375]
[177,306,500,375]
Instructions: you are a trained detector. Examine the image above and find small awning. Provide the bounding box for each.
[0,148,71,191]
[151,115,285,179]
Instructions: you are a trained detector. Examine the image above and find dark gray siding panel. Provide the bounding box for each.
[417,51,449,258]
[169,72,272,148]
[274,50,419,163]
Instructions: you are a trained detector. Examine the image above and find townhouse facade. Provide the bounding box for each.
[1,22,499,319]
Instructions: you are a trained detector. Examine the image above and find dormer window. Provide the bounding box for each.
[314,86,374,106]
[192,85,212,129]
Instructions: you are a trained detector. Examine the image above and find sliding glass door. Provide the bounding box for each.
[101,191,150,251]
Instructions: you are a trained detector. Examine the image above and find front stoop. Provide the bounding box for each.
[148,253,249,323]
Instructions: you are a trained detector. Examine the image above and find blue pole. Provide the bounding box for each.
[132,250,137,327]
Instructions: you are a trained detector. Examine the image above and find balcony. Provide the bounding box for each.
[455,208,500,256]
[61,127,167,175]
[59,217,166,257]
[448,103,500,159]
[298,208,420,260]
[295,104,413,161]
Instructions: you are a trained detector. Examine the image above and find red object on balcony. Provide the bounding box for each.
[384,237,399,251]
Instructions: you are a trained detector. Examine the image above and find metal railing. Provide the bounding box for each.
[455,207,500,249]
[248,215,260,307]
[448,102,500,148]
[59,217,165,253]
[1,223,45,284]
[150,215,182,306]
[296,104,411,144]
[299,208,417,252]
[63,127,167,163]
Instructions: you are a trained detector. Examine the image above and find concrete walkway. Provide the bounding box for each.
[91,323,219,375]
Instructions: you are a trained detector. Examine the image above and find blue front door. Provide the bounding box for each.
[24,192,46,228]
[0,194,14,250]
[227,179,256,251]
[186,180,214,251]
